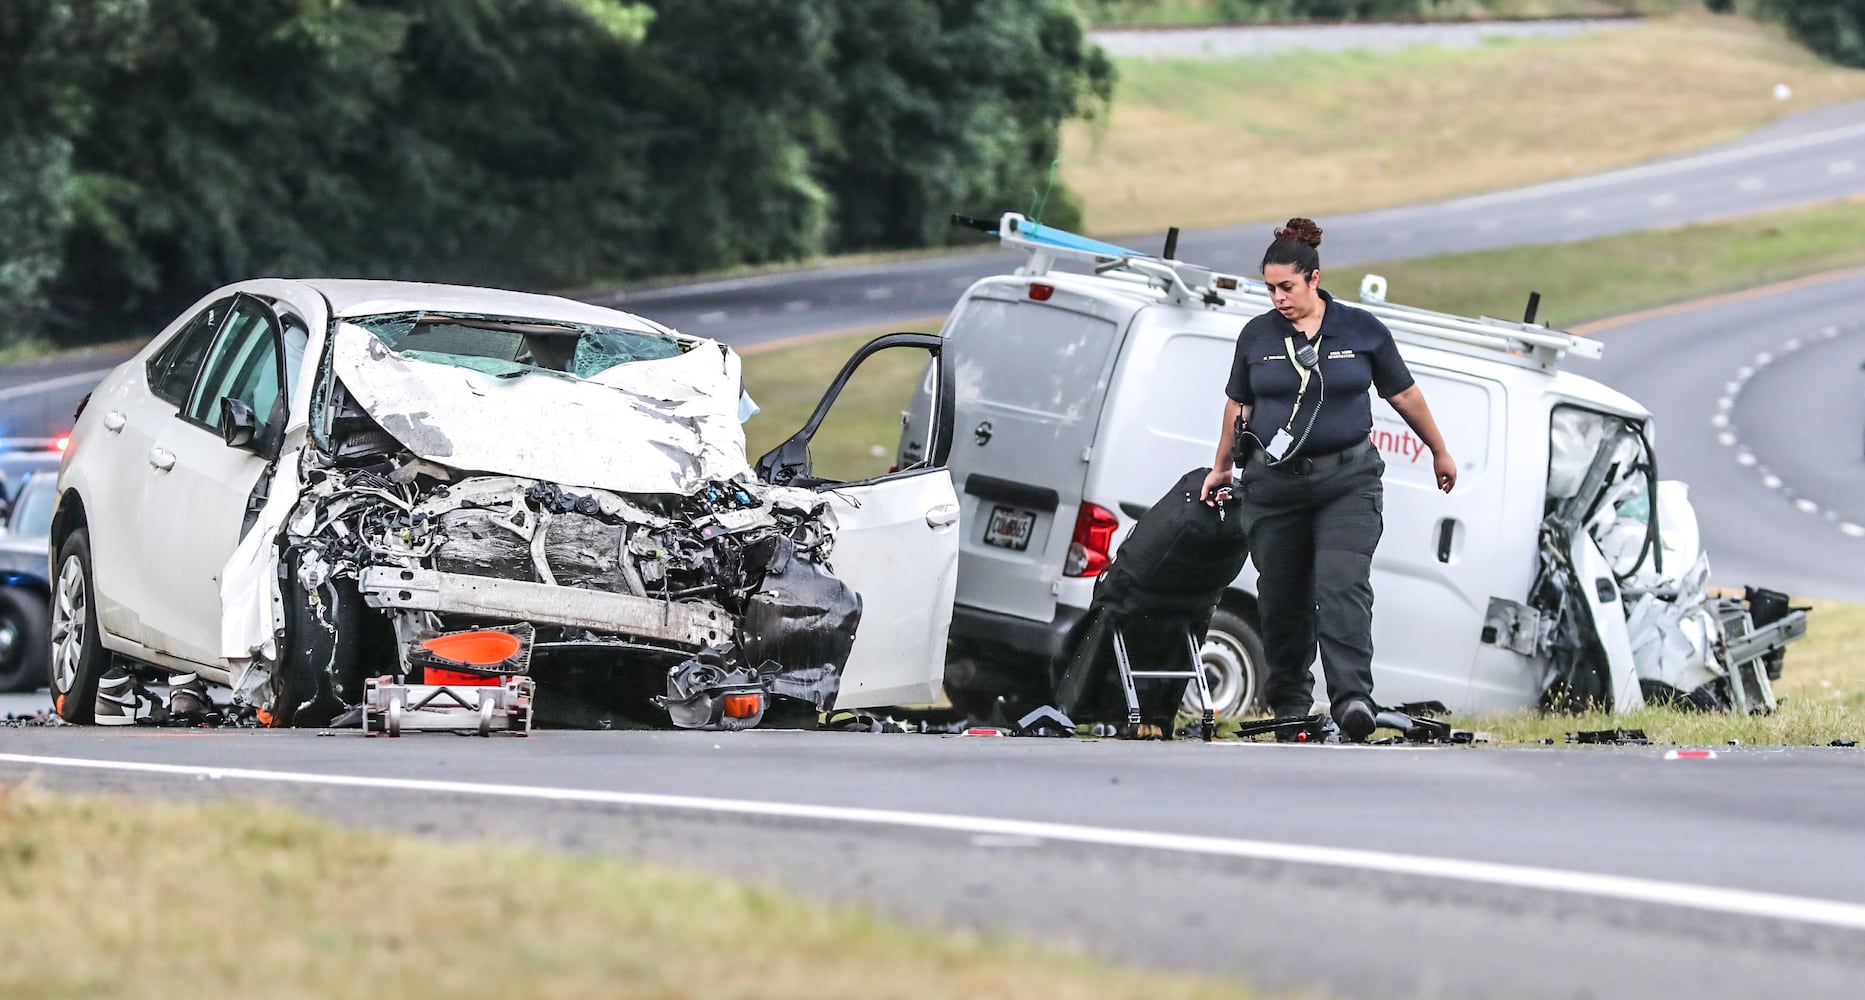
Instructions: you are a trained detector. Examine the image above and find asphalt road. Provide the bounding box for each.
[1586,272,1865,602]
[3,730,1863,999]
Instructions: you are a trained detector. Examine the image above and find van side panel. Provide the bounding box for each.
[944,282,1134,623]
[1370,365,1535,711]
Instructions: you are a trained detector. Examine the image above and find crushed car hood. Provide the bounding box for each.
[333,323,750,494]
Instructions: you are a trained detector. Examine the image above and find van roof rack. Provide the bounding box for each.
[957,211,1603,372]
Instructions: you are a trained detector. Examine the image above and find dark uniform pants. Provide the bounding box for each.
[1237,439,1384,718]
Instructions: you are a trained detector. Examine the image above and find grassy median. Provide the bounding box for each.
[1064,12,1865,235]
[0,784,1262,1000]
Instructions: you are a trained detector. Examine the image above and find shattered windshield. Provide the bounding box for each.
[353,311,687,379]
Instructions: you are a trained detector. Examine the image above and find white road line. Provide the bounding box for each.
[1563,207,1591,221]
[1737,177,1767,192]
[1442,120,1865,212]
[1476,218,1503,232]
[782,300,811,313]
[1843,524,1865,538]
[696,311,727,324]
[1649,193,1677,208]
[1762,474,1784,489]
[6,751,1865,933]
[0,369,113,403]
[1832,160,1857,175]
[1736,451,1756,466]
[1795,499,1820,514]
[1710,413,1729,429]
[1754,351,1774,365]
[862,287,895,301]
[1717,433,1737,447]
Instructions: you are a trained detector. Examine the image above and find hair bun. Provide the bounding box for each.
[1274,217,1322,249]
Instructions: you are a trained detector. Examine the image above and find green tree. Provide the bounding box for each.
[818,0,1114,250]
[0,1,148,342]
[1767,0,1865,67]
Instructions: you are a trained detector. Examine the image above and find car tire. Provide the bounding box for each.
[0,587,49,693]
[50,529,110,723]
[1183,608,1265,720]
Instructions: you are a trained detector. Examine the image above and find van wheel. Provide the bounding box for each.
[1183,609,1263,720]
[50,529,110,723]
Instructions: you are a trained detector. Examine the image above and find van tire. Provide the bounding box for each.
[1186,609,1264,720]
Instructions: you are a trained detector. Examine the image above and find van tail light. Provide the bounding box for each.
[1064,502,1119,577]
[1028,282,1055,301]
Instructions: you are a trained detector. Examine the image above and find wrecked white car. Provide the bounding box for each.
[50,280,959,728]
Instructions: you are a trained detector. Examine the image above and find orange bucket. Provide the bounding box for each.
[418,629,523,686]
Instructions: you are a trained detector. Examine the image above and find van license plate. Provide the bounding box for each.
[984,506,1036,551]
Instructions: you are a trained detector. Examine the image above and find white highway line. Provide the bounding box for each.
[1443,119,1865,212]
[1716,322,1865,538]
[1832,160,1857,175]
[5,751,1865,933]
[1737,177,1767,192]
[0,369,112,403]
[1649,193,1677,208]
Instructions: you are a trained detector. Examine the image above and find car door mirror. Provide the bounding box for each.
[219,396,264,453]
[754,332,953,488]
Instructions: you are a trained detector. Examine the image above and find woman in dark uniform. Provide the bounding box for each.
[1198,218,1455,741]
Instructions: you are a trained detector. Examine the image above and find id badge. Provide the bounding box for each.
[1266,428,1296,460]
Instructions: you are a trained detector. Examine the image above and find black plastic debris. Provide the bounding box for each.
[1566,728,1650,745]
[1013,705,1076,738]
[822,709,906,734]
[738,536,862,713]
[1831,739,1858,748]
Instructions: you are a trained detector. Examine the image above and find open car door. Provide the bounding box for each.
[756,333,958,709]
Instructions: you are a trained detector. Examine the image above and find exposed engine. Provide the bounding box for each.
[264,378,862,730]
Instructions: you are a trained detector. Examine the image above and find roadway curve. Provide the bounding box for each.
[1583,271,1865,602]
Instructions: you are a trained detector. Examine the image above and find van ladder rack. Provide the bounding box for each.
[975,212,1603,372]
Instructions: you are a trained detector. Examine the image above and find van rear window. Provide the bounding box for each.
[949,298,1117,420]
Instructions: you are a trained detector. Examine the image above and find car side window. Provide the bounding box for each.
[146,299,232,407]
[185,297,287,430]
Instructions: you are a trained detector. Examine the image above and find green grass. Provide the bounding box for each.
[0,785,1265,999]
[1344,196,1865,328]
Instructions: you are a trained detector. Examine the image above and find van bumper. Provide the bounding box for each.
[950,602,1088,660]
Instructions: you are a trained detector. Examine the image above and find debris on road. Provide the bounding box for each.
[1566,728,1651,745]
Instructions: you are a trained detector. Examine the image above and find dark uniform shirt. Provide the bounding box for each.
[1225,288,1414,458]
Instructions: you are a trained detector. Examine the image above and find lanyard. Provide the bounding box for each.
[1280,332,1319,431]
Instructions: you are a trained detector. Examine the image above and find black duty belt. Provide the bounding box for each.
[1262,437,1376,476]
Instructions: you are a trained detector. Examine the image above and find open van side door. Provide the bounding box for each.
[756,333,959,708]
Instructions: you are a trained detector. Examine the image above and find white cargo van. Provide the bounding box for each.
[905,213,1803,721]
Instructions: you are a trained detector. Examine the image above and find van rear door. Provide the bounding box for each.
[942,283,1127,623]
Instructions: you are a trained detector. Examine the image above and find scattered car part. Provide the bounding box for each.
[361,674,534,737]
[1566,728,1650,745]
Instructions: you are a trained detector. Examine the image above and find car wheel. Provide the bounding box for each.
[50,529,110,723]
[0,587,50,693]
[1182,608,1264,720]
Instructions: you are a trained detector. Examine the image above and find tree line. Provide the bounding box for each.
[0,0,1112,349]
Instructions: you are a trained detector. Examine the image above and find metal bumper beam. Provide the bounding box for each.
[358,567,730,648]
